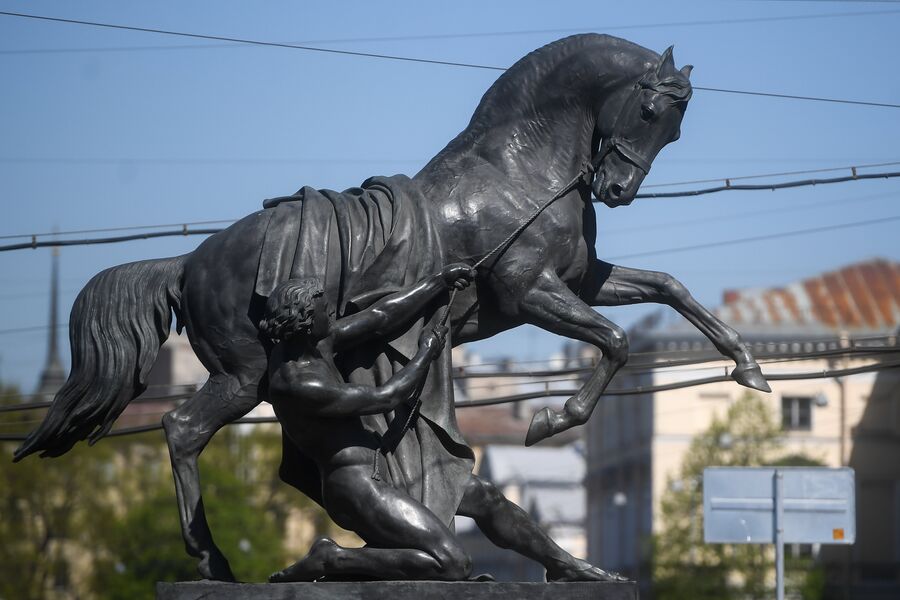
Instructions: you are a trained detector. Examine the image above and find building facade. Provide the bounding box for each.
[585,259,900,596]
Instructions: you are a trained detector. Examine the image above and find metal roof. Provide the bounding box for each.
[717,258,899,332]
[630,259,900,345]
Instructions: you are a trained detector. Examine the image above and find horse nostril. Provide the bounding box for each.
[610,183,624,198]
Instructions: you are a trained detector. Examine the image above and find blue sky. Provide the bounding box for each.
[1,1,899,391]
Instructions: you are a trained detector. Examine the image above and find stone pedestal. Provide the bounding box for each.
[157,580,638,599]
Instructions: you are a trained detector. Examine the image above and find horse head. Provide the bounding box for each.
[592,46,692,207]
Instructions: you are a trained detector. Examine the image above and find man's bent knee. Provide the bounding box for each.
[433,542,472,580]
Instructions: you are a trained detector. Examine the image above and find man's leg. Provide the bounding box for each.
[271,464,472,582]
[458,474,626,582]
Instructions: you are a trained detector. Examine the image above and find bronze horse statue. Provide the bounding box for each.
[15,34,769,581]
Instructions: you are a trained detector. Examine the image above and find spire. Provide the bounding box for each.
[36,246,66,398]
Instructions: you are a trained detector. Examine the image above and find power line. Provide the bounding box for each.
[1,11,898,109]
[456,345,900,380]
[4,8,899,55]
[691,86,900,109]
[605,190,896,236]
[607,214,900,261]
[2,344,896,412]
[0,156,421,166]
[0,323,67,337]
[1,167,899,253]
[454,359,900,408]
[0,11,505,72]
[3,205,896,257]
[640,161,900,189]
[0,223,212,243]
[0,220,237,241]
[2,359,896,440]
[0,391,196,413]
[0,227,221,252]
[635,170,900,199]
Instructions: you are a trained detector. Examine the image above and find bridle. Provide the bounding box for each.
[588,78,657,179]
[370,75,663,478]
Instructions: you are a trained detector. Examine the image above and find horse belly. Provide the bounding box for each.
[180,212,270,377]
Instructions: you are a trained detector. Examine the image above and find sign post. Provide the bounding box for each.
[703,467,855,599]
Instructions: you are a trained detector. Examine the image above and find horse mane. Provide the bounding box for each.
[430,34,690,164]
[459,34,611,143]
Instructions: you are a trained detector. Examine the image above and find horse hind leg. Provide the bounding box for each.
[162,372,263,581]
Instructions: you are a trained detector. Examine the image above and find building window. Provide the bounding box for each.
[782,396,812,431]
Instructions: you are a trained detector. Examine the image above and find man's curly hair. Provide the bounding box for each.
[259,278,325,342]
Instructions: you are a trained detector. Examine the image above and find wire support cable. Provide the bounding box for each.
[4,8,900,55]
[453,345,900,380]
[1,335,895,406]
[453,358,900,408]
[0,391,196,414]
[2,360,897,439]
[634,170,900,199]
[3,172,899,254]
[1,11,899,109]
[639,161,900,189]
[1,162,898,251]
[0,227,222,252]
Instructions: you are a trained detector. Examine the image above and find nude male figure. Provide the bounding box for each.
[262,265,624,582]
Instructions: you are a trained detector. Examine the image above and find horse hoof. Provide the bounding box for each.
[198,551,236,582]
[525,407,555,447]
[731,364,771,393]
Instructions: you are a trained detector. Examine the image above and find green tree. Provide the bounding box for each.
[653,392,825,600]
[0,383,115,600]
[90,425,334,599]
[2,379,335,600]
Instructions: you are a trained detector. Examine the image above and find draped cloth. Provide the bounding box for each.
[256,174,473,526]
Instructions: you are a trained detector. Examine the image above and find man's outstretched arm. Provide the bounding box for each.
[331,263,474,350]
[274,327,447,418]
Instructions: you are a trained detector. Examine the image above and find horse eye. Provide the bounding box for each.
[640,104,656,122]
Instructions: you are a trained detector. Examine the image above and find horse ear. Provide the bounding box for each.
[657,46,675,76]
[680,64,693,79]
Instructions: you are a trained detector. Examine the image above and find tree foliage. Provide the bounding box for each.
[1,382,335,599]
[1,385,115,600]
[90,427,293,599]
[652,392,825,600]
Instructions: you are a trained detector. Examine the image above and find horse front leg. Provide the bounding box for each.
[516,271,629,446]
[161,373,262,581]
[581,259,770,392]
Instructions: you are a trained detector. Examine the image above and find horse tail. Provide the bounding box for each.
[13,255,187,461]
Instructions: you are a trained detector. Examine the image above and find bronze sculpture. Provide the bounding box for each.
[14,34,770,583]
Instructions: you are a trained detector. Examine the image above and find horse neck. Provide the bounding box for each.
[421,89,599,191]
[418,37,650,193]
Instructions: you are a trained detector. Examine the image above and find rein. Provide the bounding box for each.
[371,164,591,480]
[371,77,653,479]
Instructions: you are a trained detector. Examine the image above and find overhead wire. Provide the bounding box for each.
[607,214,900,261]
[604,189,897,236]
[1,344,896,413]
[1,11,899,109]
[4,8,900,56]
[2,358,896,440]
[453,358,900,408]
[1,171,898,254]
[634,170,900,199]
[1,161,897,248]
[639,161,900,189]
[0,220,237,241]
